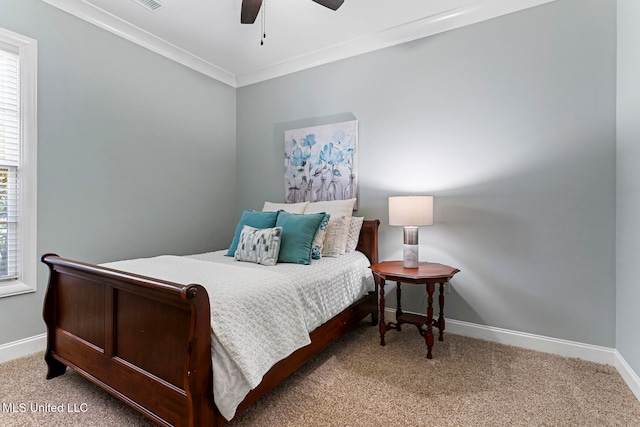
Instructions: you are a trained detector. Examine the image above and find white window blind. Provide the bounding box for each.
[0,27,36,298]
[0,47,20,282]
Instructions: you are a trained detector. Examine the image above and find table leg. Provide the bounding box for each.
[425,282,435,359]
[438,282,446,341]
[396,281,402,331]
[379,278,386,346]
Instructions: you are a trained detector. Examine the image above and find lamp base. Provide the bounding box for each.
[402,226,419,268]
[403,244,419,269]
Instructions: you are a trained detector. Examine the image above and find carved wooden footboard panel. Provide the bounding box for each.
[41,256,217,426]
[41,219,379,427]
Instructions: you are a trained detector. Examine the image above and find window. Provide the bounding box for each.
[0,28,37,297]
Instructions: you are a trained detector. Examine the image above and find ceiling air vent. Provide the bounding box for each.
[131,0,164,12]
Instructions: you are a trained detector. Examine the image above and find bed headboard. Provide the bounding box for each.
[356,219,380,265]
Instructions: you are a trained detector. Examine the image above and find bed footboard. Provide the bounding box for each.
[41,254,220,427]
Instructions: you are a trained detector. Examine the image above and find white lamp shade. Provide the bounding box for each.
[388,196,434,226]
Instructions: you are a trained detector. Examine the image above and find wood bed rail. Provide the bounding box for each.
[41,253,220,426]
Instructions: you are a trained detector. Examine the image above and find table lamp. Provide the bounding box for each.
[388,195,434,268]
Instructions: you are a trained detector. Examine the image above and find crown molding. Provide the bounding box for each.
[41,0,237,87]
[42,0,556,88]
[236,0,556,86]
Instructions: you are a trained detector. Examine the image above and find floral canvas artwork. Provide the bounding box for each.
[284,120,358,206]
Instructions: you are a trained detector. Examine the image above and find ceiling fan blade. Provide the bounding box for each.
[312,0,344,11]
[241,0,263,24]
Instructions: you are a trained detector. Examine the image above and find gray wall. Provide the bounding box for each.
[0,0,623,354]
[0,0,237,345]
[237,0,617,346]
[616,0,640,375]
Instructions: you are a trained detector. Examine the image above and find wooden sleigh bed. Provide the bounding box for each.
[41,219,380,427]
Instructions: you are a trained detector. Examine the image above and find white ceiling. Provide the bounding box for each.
[43,0,555,87]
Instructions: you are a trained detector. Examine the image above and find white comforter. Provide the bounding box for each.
[102,251,374,421]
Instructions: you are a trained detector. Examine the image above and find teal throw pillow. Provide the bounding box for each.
[226,210,279,256]
[276,211,325,265]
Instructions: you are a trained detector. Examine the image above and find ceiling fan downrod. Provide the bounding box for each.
[261,0,266,45]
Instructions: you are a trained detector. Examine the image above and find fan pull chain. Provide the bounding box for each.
[260,0,267,45]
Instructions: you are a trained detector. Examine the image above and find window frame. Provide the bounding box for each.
[0,27,37,298]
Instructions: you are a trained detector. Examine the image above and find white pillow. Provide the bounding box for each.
[304,198,356,255]
[262,201,308,214]
[345,216,365,253]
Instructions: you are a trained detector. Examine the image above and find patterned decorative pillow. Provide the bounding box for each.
[321,215,348,257]
[305,198,357,255]
[311,213,330,260]
[345,216,365,253]
[234,225,282,266]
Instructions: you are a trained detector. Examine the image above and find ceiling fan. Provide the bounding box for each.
[241,0,344,24]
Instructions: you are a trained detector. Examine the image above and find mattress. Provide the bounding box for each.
[188,250,375,332]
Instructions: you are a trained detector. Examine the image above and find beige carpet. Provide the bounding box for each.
[1,323,639,426]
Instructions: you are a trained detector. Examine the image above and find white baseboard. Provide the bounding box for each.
[384,308,616,364]
[615,351,640,402]
[4,318,640,404]
[382,309,640,396]
[0,333,46,364]
[446,318,617,365]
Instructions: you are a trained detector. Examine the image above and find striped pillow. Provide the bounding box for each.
[234,225,282,266]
